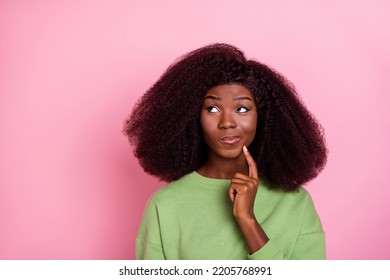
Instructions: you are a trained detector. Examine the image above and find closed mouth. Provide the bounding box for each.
[220,135,241,145]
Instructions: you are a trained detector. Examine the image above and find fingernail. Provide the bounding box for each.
[243,145,248,152]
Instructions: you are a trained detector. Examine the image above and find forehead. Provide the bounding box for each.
[205,84,253,98]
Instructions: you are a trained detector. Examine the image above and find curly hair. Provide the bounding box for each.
[123,43,327,191]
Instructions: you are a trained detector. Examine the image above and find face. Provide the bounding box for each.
[200,84,257,160]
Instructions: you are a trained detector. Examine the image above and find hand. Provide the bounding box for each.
[229,145,259,221]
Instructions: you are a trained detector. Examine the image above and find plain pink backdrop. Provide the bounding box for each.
[1,0,389,259]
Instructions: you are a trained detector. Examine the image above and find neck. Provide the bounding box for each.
[197,152,249,179]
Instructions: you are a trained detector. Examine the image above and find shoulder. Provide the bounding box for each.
[148,172,195,205]
[262,184,312,204]
[255,185,322,232]
[257,184,316,216]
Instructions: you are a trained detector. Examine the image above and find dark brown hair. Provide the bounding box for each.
[123,43,327,191]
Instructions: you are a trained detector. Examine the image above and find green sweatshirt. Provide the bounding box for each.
[136,171,325,260]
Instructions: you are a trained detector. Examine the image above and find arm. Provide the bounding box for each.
[245,190,325,260]
[136,198,166,260]
[229,146,272,255]
[289,193,326,259]
[230,147,324,260]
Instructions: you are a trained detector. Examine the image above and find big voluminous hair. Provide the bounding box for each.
[123,43,327,191]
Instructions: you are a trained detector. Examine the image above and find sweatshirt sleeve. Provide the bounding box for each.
[247,239,286,260]
[136,198,166,260]
[289,192,326,259]
[248,190,325,260]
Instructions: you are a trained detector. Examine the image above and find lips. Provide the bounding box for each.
[220,135,241,145]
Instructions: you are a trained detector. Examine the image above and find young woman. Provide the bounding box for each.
[123,43,327,259]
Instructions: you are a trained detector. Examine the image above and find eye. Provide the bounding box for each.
[206,105,220,113]
[236,106,249,113]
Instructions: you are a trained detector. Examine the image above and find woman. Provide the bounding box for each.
[123,43,327,259]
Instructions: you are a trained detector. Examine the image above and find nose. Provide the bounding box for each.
[218,111,237,129]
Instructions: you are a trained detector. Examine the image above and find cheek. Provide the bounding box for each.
[199,113,216,140]
[241,115,257,134]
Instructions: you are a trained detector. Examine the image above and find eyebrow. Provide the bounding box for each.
[233,96,253,101]
[203,95,253,102]
[204,95,223,101]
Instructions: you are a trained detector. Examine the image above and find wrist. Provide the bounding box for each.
[235,213,257,226]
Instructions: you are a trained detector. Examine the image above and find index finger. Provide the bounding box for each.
[243,145,258,180]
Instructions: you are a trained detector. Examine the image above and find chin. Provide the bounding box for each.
[217,147,243,159]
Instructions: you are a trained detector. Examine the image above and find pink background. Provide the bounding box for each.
[1,0,389,260]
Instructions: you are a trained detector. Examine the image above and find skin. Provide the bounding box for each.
[197,84,269,254]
